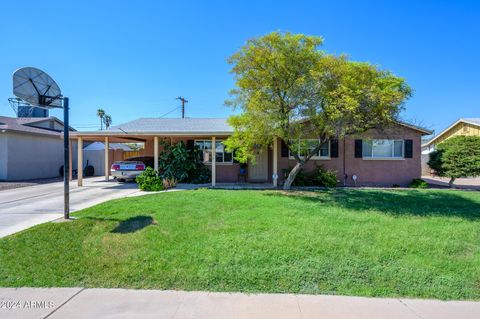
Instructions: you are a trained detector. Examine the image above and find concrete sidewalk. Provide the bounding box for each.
[0,288,479,319]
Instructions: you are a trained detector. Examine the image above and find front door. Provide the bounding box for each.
[248,149,268,181]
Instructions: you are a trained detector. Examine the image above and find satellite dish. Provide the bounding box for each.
[13,67,63,108]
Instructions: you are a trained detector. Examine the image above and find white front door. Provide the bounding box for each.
[248,149,269,181]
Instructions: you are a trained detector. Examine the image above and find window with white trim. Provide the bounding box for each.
[289,139,330,159]
[362,139,404,159]
[194,140,233,163]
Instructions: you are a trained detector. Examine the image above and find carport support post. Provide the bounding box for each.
[105,137,109,181]
[273,136,278,187]
[78,137,83,186]
[211,136,216,187]
[154,136,159,172]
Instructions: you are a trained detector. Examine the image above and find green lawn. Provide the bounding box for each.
[1,189,480,300]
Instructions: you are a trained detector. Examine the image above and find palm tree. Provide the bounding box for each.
[104,114,112,130]
[97,108,105,130]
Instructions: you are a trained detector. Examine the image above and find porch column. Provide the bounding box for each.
[211,136,216,186]
[273,136,278,187]
[154,136,159,171]
[78,137,83,186]
[105,136,109,181]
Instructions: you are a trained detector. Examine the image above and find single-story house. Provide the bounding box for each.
[71,118,431,187]
[0,116,76,181]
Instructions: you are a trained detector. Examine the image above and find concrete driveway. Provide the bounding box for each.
[422,176,480,190]
[0,177,144,238]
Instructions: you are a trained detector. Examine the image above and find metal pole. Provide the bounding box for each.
[63,97,70,219]
[177,96,188,118]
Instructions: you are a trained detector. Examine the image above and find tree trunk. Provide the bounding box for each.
[283,162,304,190]
[449,177,455,188]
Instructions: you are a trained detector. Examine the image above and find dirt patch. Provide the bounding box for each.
[0,177,62,191]
[0,182,38,191]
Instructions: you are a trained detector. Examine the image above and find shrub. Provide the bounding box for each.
[136,167,164,191]
[312,166,338,187]
[428,136,480,187]
[409,178,428,189]
[284,166,338,187]
[158,141,211,183]
[162,177,178,189]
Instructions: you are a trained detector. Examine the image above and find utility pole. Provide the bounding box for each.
[176,96,188,118]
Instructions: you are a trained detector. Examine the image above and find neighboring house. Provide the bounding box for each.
[421,118,480,175]
[422,118,480,151]
[0,116,76,181]
[71,118,431,187]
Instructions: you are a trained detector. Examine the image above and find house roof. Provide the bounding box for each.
[463,118,480,125]
[395,121,432,135]
[18,116,76,132]
[72,117,431,138]
[0,116,67,137]
[15,117,52,125]
[422,118,480,147]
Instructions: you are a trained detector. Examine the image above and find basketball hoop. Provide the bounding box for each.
[12,67,71,219]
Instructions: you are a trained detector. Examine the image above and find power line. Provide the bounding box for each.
[158,106,181,118]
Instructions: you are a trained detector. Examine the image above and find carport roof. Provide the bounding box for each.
[72,118,233,137]
[112,118,232,133]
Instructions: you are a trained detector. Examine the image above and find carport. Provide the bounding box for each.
[71,134,226,187]
[69,118,240,187]
[70,118,280,187]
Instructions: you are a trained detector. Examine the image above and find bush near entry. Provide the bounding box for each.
[136,168,178,192]
[136,167,164,191]
[283,166,338,187]
[409,178,428,189]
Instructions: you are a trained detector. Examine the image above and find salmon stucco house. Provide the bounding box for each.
[71,118,432,187]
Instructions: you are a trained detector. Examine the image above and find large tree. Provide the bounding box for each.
[225,32,412,189]
[428,136,480,187]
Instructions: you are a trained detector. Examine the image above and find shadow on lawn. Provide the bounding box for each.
[110,215,155,234]
[264,189,480,220]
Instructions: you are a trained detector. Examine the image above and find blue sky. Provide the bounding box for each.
[0,0,478,134]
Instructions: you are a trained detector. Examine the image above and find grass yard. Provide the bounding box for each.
[1,189,480,300]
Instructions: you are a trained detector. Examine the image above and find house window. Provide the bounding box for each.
[362,139,404,159]
[289,139,330,159]
[194,140,233,163]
